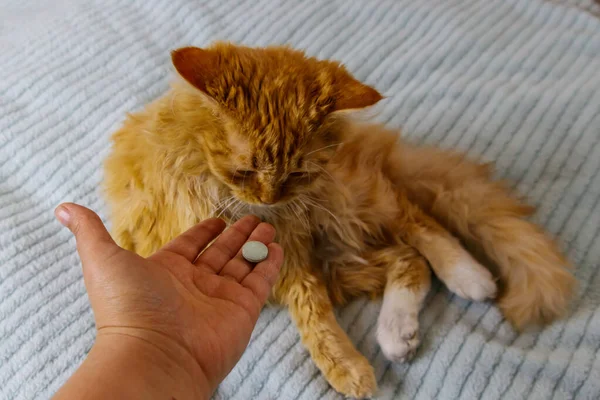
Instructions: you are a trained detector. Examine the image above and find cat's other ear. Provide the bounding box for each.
[171,47,220,93]
[332,71,383,112]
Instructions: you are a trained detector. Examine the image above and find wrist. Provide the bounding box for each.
[97,327,212,399]
[54,327,213,400]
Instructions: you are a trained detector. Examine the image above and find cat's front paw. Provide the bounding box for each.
[376,307,420,363]
[327,354,377,399]
[443,252,497,301]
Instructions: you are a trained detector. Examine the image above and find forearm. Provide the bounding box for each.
[53,334,212,400]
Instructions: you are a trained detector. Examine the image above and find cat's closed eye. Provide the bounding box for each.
[233,170,255,178]
[286,171,315,185]
[288,172,308,178]
[230,170,255,182]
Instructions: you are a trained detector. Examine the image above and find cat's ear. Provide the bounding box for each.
[332,73,383,111]
[171,47,220,93]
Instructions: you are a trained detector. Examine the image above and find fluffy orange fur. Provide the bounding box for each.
[103,42,576,398]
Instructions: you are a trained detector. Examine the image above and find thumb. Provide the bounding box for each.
[55,203,120,266]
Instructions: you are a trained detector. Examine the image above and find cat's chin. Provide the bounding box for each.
[237,197,294,209]
[241,203,279,220]
[247,201,286,211]
[242,199,299,217]
[228,193,300,219]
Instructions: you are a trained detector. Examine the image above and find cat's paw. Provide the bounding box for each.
[444,252,497,301]
[376,307,420,363]
[327,354,377,399]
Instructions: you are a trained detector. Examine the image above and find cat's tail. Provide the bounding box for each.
[392,144,576,329]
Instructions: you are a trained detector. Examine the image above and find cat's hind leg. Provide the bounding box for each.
[394,196,498,303]
[390,143,575,327]
[374,246,431,362]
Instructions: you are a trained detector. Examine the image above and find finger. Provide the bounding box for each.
[54,203,120,267]
[219,222,276,282]
[155,218,226,262]
[240,243,283,304]
[195,215,260,273]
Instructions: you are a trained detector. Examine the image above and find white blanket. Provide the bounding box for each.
[1,0,599,399]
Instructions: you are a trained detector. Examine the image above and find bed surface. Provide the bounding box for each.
[1,0,599,399]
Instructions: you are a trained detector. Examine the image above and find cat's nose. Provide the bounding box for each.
[259,193,278,205]
[258,184,282,205]
[260,196,276,205]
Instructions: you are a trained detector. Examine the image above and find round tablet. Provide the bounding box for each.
[242,241,269,263]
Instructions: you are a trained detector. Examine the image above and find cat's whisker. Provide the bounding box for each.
[308,161,337,183]
[290,200,309,232]
[270,205,280,220]
[215,195,234,208]
[299,200,312,223]
[237,200,248,218]
[215,204,231,219]
[296,198,308,212]
[302,195,341,226]
[214,196,235,214]
[228,199,240,218]
[216,197,238,218]
[296,198,309,216]
[217,193,234,203]
[306,142,343,156]
[231,199,245,219]
[314,205,341,226]
[289,204,300,228]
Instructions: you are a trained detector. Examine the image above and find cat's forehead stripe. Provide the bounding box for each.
[253,132,299,170]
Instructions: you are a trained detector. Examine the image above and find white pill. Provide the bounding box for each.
[242,241,269,263]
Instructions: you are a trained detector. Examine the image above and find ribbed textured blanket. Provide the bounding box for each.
[1,0,599,399]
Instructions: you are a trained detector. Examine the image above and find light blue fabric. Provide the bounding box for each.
[1,0,599,399]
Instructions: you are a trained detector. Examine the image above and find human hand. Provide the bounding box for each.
[52,203,283,400]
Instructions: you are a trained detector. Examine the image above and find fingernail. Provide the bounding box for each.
[55,206,71,226]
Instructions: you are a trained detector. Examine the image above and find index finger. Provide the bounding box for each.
[195,215,261,273]
[152,218,226,262]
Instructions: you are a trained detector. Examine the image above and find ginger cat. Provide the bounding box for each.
[103,43,576,398]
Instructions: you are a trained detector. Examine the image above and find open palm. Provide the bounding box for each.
[56,203,283,393]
